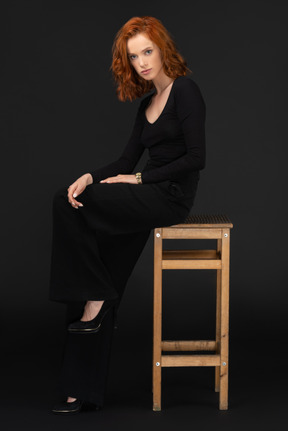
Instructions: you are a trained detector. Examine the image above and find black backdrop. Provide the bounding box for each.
[1,1,287,430]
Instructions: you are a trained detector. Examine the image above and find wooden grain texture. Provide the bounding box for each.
[162,259,222,269]
[153,228,163,411]
[162,249,221,269]
[219,228,230,410]
[162,340,216,351]
[162,228,222,239]
[162,355,221,367]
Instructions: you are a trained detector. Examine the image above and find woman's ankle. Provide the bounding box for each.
[67,396,77,403]
[87,300,104,306]
[80,300,104,322]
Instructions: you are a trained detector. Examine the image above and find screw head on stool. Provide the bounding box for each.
[156,362,160,366]
[156,233,160,238]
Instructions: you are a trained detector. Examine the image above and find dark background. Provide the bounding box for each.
[1,0,287,429]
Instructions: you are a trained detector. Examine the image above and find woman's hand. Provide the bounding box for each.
[100,174,138,184]
[67,173,92,209]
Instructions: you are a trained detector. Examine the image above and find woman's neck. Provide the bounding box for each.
[152,71,174,96]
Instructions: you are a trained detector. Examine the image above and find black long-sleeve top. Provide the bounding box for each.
[90,75,206,188]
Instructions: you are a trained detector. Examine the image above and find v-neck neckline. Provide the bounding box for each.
[144,78,177,125]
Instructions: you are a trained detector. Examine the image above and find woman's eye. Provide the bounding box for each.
[129,50,152,61]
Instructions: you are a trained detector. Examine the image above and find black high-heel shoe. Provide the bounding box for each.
[51,399,101,415]
[67,299,118,334]
[52,399,84,414]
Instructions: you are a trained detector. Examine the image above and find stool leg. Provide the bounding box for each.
[153,228,162,411]
[219,228,230,410]
[215,238,222,392]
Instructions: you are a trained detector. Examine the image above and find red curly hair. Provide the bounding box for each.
[110,16,192,102]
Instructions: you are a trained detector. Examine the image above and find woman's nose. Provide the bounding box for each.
[138,56,148,68]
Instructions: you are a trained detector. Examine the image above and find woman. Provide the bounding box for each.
[50,15,206,414]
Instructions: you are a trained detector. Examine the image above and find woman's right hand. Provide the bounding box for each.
[67,173,92,209]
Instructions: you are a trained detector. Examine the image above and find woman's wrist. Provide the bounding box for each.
[84,173,93,185]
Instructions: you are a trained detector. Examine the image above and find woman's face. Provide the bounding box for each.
[127,32,163,81]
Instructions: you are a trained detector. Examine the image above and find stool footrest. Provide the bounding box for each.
[161,354,221,367]
[162,250,222,269]
[162,260,222,269]
[162,340,217,351]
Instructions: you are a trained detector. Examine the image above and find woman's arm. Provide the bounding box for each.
[89,101,145,184]
[141,78,206,184]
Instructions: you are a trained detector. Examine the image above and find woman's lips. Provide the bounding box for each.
[141,68,152,74]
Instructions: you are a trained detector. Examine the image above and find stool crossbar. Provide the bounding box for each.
[152,214,233,411]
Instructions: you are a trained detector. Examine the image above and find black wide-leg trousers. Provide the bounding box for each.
[49,177,199,406]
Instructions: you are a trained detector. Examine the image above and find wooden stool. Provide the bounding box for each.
[153,214,233,411]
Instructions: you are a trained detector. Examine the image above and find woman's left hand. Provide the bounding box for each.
[100,174,138,184]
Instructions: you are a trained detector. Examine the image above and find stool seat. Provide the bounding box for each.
[152,213,233,411]
[176,213,233,227]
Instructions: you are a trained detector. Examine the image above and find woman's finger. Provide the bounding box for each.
[71,199,83,206]
[69,198,83,207]
[67,188,83,208]
[66,177,87,208]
